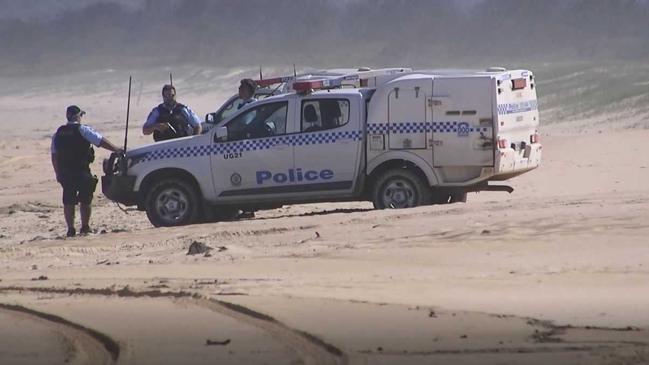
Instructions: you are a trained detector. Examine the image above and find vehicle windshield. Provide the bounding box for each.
[207,87,285,126]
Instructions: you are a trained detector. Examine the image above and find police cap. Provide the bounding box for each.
[66,105,86,119]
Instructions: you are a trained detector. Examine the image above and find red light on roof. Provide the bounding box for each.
[293,80,325,92]
[512,78,527,90]
[255,76,293,87]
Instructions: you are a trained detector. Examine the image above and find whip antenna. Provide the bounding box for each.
[169,73,173,86]
[123,76,132,153]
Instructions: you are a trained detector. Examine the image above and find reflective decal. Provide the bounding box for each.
[256,168,334,185]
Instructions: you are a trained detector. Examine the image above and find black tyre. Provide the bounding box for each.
[372,169,431,209]
[145,179,201,227]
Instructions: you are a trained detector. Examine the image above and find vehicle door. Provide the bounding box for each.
[292,94,363,196]
[209,99,295,201]
[431,77,495,167]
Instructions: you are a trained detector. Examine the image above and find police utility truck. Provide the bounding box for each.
[103,67,542,227]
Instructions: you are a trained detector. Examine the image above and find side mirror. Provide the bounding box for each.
[215,126,228,142]
[205,113,215,124]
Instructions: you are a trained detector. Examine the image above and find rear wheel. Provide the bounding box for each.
[372,169,431,209]
[145,179,201,227]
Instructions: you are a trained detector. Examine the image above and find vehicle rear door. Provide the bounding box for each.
[431,76,495,167]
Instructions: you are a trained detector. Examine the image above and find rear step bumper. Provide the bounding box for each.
[436,183,514,199]
[465,183,514,194]
[480,184,514,193]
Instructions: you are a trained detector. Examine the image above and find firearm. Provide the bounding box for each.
[166,123,177,135]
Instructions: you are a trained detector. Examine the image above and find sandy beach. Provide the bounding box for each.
[1,68,649,364]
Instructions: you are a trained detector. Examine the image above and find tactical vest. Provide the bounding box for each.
[54,124,92,175]
[153,103,191,142]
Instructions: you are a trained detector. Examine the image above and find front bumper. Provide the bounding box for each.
[102,175,138,206]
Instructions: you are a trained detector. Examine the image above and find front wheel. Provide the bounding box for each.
[372,169,431,209]
[145,179,201,227]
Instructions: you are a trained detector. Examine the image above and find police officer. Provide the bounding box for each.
[237,78,257,109]
[142,84,202,141]
[51,106,123,237]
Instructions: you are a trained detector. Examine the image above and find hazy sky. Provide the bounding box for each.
[0,0,487,21]
[0,0,146,20]
[1,0,647,76]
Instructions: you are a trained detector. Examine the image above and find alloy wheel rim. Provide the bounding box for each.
[381,178,416,208]
[154,187,189,223]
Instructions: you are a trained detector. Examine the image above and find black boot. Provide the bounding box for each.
[80,225,92,235]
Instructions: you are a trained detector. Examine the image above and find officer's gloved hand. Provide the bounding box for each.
[154,123,169,132]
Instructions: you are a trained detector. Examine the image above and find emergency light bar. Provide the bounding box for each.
[256,76,295,88]
[293,78,346,92]
[256,73,360,88]
[291,68,412,92]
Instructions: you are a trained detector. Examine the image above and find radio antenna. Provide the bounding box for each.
[123,76,132,153]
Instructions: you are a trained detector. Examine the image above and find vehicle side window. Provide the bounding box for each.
[301,99,350,132]
[226,101,288,141]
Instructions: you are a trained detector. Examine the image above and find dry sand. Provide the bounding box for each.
[1,75,649,364]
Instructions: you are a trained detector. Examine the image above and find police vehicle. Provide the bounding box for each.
[103,67,541,227]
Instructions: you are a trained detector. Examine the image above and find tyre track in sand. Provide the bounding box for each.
[0,286,346,365]
[0,303,117,365]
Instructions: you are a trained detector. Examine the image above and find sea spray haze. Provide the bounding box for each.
[1,0,648,75]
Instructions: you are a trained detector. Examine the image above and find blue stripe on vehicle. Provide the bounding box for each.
[133,122,490,165]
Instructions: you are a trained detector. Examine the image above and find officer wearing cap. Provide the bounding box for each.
[143,84,202,141]
[51,106,122,237]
